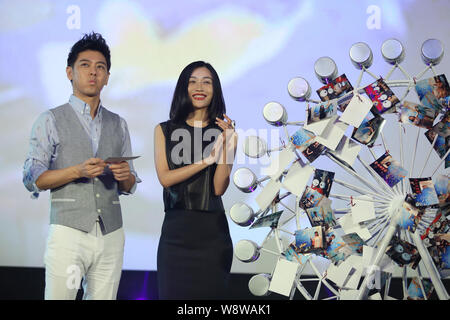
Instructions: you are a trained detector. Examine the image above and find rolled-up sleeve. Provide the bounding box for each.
[119,117,142,195]
[23,111,58,198]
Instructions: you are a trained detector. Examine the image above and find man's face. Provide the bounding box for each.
[66,50,109,99]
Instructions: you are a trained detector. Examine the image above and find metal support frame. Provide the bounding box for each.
[235,40,449,301]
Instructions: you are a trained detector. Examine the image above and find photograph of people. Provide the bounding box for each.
[415,76,445,115]
[291,128,315,151]
[303,141,325,163]
[431,75,450,100]
[341,233,364,255]
[22,32,140,300]
[400,101,435,129]
[356,115,385,146]
[410,178,439,207]
[407,277,433,300]
[386,236,421,269]
[307,207,323,224]
[299,186,324,210]
[424,128,450,168]
[432,111,450,138]
[398,197,424,232]
[307,101,336,123]
[370,152,407,187]
[416,74,450,102]
[311,169,334,197]
[311,231,323,249]
[333,74,353,97]
[317,83,336,101]
[364,78,399,114]
[434,174,450,205]
[153,61,238,299]
[294,226,323,254]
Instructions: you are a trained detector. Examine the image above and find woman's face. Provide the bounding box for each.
[188,66,213,110]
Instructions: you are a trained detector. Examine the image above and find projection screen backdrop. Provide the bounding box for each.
[0,0,449,274]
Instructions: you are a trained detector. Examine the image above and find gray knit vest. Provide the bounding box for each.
[49,103,123,235]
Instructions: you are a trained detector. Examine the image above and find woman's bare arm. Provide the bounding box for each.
[213,115,238,196]
[154,124,216,188]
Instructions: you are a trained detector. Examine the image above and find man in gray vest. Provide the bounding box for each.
[23,32,140,300]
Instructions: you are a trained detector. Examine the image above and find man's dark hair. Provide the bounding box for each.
[169,61,226,124]
[67,32,111,71]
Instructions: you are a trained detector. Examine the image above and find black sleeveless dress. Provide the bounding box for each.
[157,120,233,300]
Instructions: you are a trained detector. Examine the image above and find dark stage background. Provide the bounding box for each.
[1,267,448,300]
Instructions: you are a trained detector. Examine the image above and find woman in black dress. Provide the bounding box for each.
[154,61,237,299]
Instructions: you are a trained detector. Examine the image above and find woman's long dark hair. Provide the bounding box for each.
[169,61,226,124]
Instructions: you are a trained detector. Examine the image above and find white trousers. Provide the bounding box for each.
[44,221,125,300]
